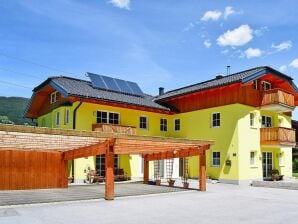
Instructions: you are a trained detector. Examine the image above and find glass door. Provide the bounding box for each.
[262,152,273,177]
[96,155,119,177]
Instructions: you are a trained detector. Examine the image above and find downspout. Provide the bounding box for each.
[71,100,83,182]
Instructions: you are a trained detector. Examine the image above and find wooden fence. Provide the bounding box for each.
[0,150,67,190]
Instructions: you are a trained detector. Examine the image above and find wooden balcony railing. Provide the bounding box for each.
[260,127,296,146]
[92,123,136,135]
[261,89,295,108]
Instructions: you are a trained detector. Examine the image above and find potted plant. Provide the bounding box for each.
[168,178,175,187]
[156,178,161,186]
[68,176,73,184]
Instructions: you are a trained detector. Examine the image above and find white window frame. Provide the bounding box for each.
[160,118,167,132]
[261,81,272,90]
[174,118,180,132]
[64,109,70,125]
[211,112,220,128]
[253,80,258,90]
[96,110,120,125]
[250,112,256,128]
[50,92,58,104]
[250,151,257,167]
[139,115,148,130]
[211,151,220,167]
[55,111,60,126]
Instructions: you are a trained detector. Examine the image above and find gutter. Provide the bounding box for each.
[71,100,83,182]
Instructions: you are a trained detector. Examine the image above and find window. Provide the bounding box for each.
[95,154,119,177]
[262,116,272,127]
[212,152,220,167]
[109,112,119,124]
[250,151,257,166]
[64,109,70,125]
[139,116,148,130]
[55,112,60,126]
[96,111,119,124]
[160,118,167,132]
[50,92,58,104]
[253,80,258,90]
[211,112,220,128]
[41,118,46,127]
[261,81,271,90]
[174,119,180,131]
[279,152,285,166]
[250,113,256,127]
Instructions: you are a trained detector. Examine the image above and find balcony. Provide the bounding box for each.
[92,123,136,135]
[260,127,296,147]
[260,89,295,112]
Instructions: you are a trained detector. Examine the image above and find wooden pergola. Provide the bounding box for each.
[0,124,213,200]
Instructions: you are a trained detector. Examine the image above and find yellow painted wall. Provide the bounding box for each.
[37,100,293,183]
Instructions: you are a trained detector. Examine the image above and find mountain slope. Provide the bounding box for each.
[0,96,34,125]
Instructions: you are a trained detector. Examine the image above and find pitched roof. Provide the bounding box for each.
[155,66,297,101]
[37,76,170,111]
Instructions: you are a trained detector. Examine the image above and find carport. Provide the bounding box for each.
[0,124,213,200]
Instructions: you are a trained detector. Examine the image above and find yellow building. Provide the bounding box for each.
[25,66,297,184]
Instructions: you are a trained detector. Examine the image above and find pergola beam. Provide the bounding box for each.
[145,145,210,161]
[62,141,108,160]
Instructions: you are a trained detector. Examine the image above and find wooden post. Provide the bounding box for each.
[105,140,115,200]
[199,151,206,191]
[143,155,149,184]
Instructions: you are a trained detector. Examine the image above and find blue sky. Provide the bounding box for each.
[1,0,298,117]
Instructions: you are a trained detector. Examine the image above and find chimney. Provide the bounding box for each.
[216,74,224,79]
[159,87,164,96]
[227,65,231,75]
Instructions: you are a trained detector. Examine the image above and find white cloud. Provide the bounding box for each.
[224,6,235,19]
[244,48,262,59]
[272,41,292,51]
[201,10,222,21]
[203,39,211,48]
[280,65,287,72]
[217,25,253,47]
[254,26,269,37]
[290,58,298,68]
[109,0,130,10]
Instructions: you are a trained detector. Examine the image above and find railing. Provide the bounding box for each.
[261,89,295,107]
[92,123,136,135]
[260,127,296,145]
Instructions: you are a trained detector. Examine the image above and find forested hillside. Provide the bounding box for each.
[0,96,34,125]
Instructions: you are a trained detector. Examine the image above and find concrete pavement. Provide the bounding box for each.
[1,181,298,224]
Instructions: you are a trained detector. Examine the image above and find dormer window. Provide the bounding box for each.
[261,81,271,90]
[50,92,58,104]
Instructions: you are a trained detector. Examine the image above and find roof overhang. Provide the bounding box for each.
[0,124,213,160]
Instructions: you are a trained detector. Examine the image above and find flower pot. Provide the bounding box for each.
[156,179,161,186]
[68,177,73,184]
[168,179,175,187]
[183,182,189,189]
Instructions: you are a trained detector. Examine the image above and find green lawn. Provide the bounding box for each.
[293,173,298,178]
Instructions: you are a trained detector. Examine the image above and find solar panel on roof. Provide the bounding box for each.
[114,78,134,94]
[87,72,144,96]
[88,73,107,89]
[127,81,144,96]
[101,76,120,92]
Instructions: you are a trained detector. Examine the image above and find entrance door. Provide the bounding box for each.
[95,155,119,176]
[262,152,273,177]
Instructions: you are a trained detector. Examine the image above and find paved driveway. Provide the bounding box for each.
[0,182,192,206]
[1,181,298,224]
